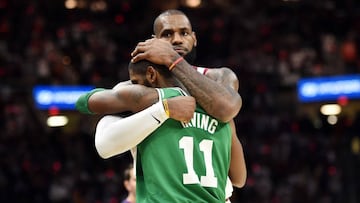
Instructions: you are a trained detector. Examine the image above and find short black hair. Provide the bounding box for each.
[128,60,172,78]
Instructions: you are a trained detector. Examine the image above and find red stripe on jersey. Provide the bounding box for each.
[193,66,209,75]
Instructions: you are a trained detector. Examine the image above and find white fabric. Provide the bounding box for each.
[94,101,168,159]
[225,177,233,203]
[195,67,207,75]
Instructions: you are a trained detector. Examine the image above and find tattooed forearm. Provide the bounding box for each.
[172,61,241,122]
[117,85,159,112]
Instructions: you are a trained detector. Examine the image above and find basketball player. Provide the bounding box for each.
[120,9,247,189]
[76,9,246,202]
[130,10,242,122]
[138,10,246,190]
[90,81,244,203]
[79,60,232,202]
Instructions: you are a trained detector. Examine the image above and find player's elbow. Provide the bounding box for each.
[233,182,246,189]
[95,142,125,159]
[228,95,242,119]
[231,173,247,188]
[217,95,242,122]
[94,131,124,159]
[95,149,111,159]
[229,165,247,188]
[95,138,112,159]
[232,177,246,188]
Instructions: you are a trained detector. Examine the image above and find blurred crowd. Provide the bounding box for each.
[1,0,360,202]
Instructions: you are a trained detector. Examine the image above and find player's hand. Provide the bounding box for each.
[131,38,179,67]
[167,96,195,122]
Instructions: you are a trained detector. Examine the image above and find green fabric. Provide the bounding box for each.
[75,88,105,114]
[136,87,231,203]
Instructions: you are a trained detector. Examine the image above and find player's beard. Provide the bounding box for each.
[183,46,196,64]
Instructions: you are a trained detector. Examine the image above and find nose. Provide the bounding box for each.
[172,32,183,45]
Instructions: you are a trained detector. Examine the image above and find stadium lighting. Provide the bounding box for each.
[327,115,338,125]
[47,115,69,127]
[320,104,341,116]
[185,0,201,8]
[65,0,77,9]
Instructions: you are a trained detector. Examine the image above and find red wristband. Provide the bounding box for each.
[169,57,184,71]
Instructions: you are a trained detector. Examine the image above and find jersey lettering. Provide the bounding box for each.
[181,112,219,134]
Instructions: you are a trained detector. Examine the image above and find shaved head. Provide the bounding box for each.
[153,9,192,35]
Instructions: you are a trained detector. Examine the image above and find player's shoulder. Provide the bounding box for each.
[193,65,234,75]
[207,66,235,75]
[112,80,132,89]
[195,65,236,80]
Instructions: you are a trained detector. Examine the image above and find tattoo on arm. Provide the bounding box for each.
[173,64,233,112]
[116,85,159,112]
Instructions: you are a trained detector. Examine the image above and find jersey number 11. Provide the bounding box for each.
[179,136,217,188]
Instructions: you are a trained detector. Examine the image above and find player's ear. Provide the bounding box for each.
[146,66,157,84]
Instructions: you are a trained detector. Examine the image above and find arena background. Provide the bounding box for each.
[1,0,360,202]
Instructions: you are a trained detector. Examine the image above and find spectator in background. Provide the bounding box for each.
[121,164,136,203]
[1,1,360,202]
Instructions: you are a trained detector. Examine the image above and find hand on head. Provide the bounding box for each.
[131,38,180,67]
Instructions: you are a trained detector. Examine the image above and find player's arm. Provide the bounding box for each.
[170,62,241,123]
[203,67,239,92]
[83,84,159,114]
[199,69,247,188]
[94,92,196,159]
[76,84,196,121]
[131,38,242,122]
[92,90,196,159]
[228,120,247,188]
[95,112,161,159]
[76,82,196,158]
[193,64,247,189]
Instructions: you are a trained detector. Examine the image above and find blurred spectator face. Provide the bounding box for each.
[153,14,197,57]
[124,167,136,195]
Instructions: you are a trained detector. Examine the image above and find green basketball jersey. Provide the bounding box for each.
[135,87,232,203]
